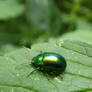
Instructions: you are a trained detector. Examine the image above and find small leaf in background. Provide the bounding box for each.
[27,0,62,33]
[0,39,92,92]
[0,0,24,20]
[58,19,92,43]
[76,19,92,30]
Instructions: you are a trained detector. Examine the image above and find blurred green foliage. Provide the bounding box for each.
[0,0,92,90]
[0,0,92,47]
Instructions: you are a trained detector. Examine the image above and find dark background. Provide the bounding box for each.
[0,0,92,51]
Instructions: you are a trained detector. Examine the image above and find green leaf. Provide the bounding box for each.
[0,0,24,20]
[0,39,92,92]
[61,30,92,43]
[0,44,20,56]
[27,0,62,32]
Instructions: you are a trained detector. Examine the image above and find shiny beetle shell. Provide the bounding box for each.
[32,52,67,75]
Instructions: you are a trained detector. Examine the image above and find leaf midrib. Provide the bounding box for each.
[0,84,38,92]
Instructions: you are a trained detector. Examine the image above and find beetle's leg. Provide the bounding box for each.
[26,67,40,78]
[55,74,63,82]
[26,69,37,78]
[45,73,50,81]
[44,73,59,92]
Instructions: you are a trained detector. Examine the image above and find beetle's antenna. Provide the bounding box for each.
[15,47,32,69]
[15,62,31,69]
[23,47,31,61]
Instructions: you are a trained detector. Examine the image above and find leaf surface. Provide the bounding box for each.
[0,39,92,92]
[61,30,92,42]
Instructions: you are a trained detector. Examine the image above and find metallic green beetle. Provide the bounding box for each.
[31,52,67,75]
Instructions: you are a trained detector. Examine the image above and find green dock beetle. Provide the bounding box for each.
[28,52,67,76]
